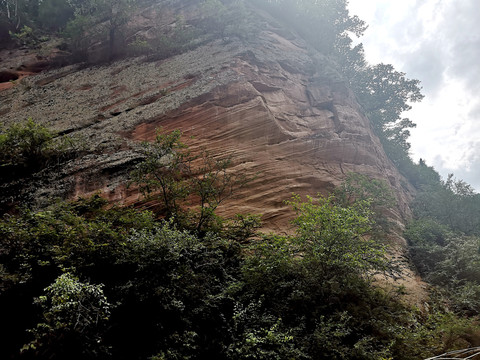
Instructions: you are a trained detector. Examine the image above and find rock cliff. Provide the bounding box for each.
[0,1,413,234]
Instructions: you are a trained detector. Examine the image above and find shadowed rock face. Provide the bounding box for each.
[0,2,413,234]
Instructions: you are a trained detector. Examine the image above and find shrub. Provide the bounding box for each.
[0,118,54,168]
[0,118,83,179]
[21,273,112,359]
[334,172,396,232]
[288,193,390,280]
[9,25,38,47]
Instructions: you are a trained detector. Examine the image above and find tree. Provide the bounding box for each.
[0,0,46,44]
[0,118,84,177]
[287,193,390,280]
[240,194,412,359]
[65,0,134,60]
[0,0,30,33]
[344,62,424,170]
[130,128,251,234]
[350,63,423,136]
[299,0,367,54]
[130,129,189,220]
[334,173,396,232]
[188,149,250,233]
[22,273,112,359]
[335,173,395,210]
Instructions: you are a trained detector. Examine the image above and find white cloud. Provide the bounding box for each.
[348,0,480,191]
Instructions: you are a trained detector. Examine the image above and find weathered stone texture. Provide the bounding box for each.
[0,2,413,233]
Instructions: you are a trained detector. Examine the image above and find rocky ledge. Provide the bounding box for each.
[0,2,413,233]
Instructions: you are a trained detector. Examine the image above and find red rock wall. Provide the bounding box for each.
[0,2,413,233]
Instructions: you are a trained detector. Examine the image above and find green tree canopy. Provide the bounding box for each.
[288,194,390,280]
[350,63,423,140]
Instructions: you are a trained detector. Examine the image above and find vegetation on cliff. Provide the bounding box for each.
[405,173,480,316]
[1,188,478,359]
[2,1,480,359]
[0,118,85,213]
[1,127,479,359]
[1,0,423,171]
[0,117,83,174]
[129,128,253,235]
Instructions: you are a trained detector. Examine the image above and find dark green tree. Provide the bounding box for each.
[350,63,424,144]
[65,0,135,60]
[37,0,73,31]
[287,193,390,280]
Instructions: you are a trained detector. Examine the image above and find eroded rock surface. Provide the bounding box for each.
[0,3,413,234]
[0,2,426,302]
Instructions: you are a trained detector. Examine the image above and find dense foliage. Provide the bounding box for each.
[404,171,480,320]
[3,1,480,359]
[0,118,84,213]
[0,118,81,173]
[0,117,55,169]
[1,187,479,359]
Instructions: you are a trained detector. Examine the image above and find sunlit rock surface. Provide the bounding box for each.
[0,2,413,233]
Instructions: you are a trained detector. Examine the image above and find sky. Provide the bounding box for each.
[347,0,480,191]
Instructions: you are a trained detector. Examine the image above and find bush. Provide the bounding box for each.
[334,172,396,233]
[21,273,112,359]
[406,218,480,315]
[0,118,54,169]
[0,118,83,178]
[288,193,390,280]
[9,25,39,47]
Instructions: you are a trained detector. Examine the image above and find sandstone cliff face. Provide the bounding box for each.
[0,2,413,235]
